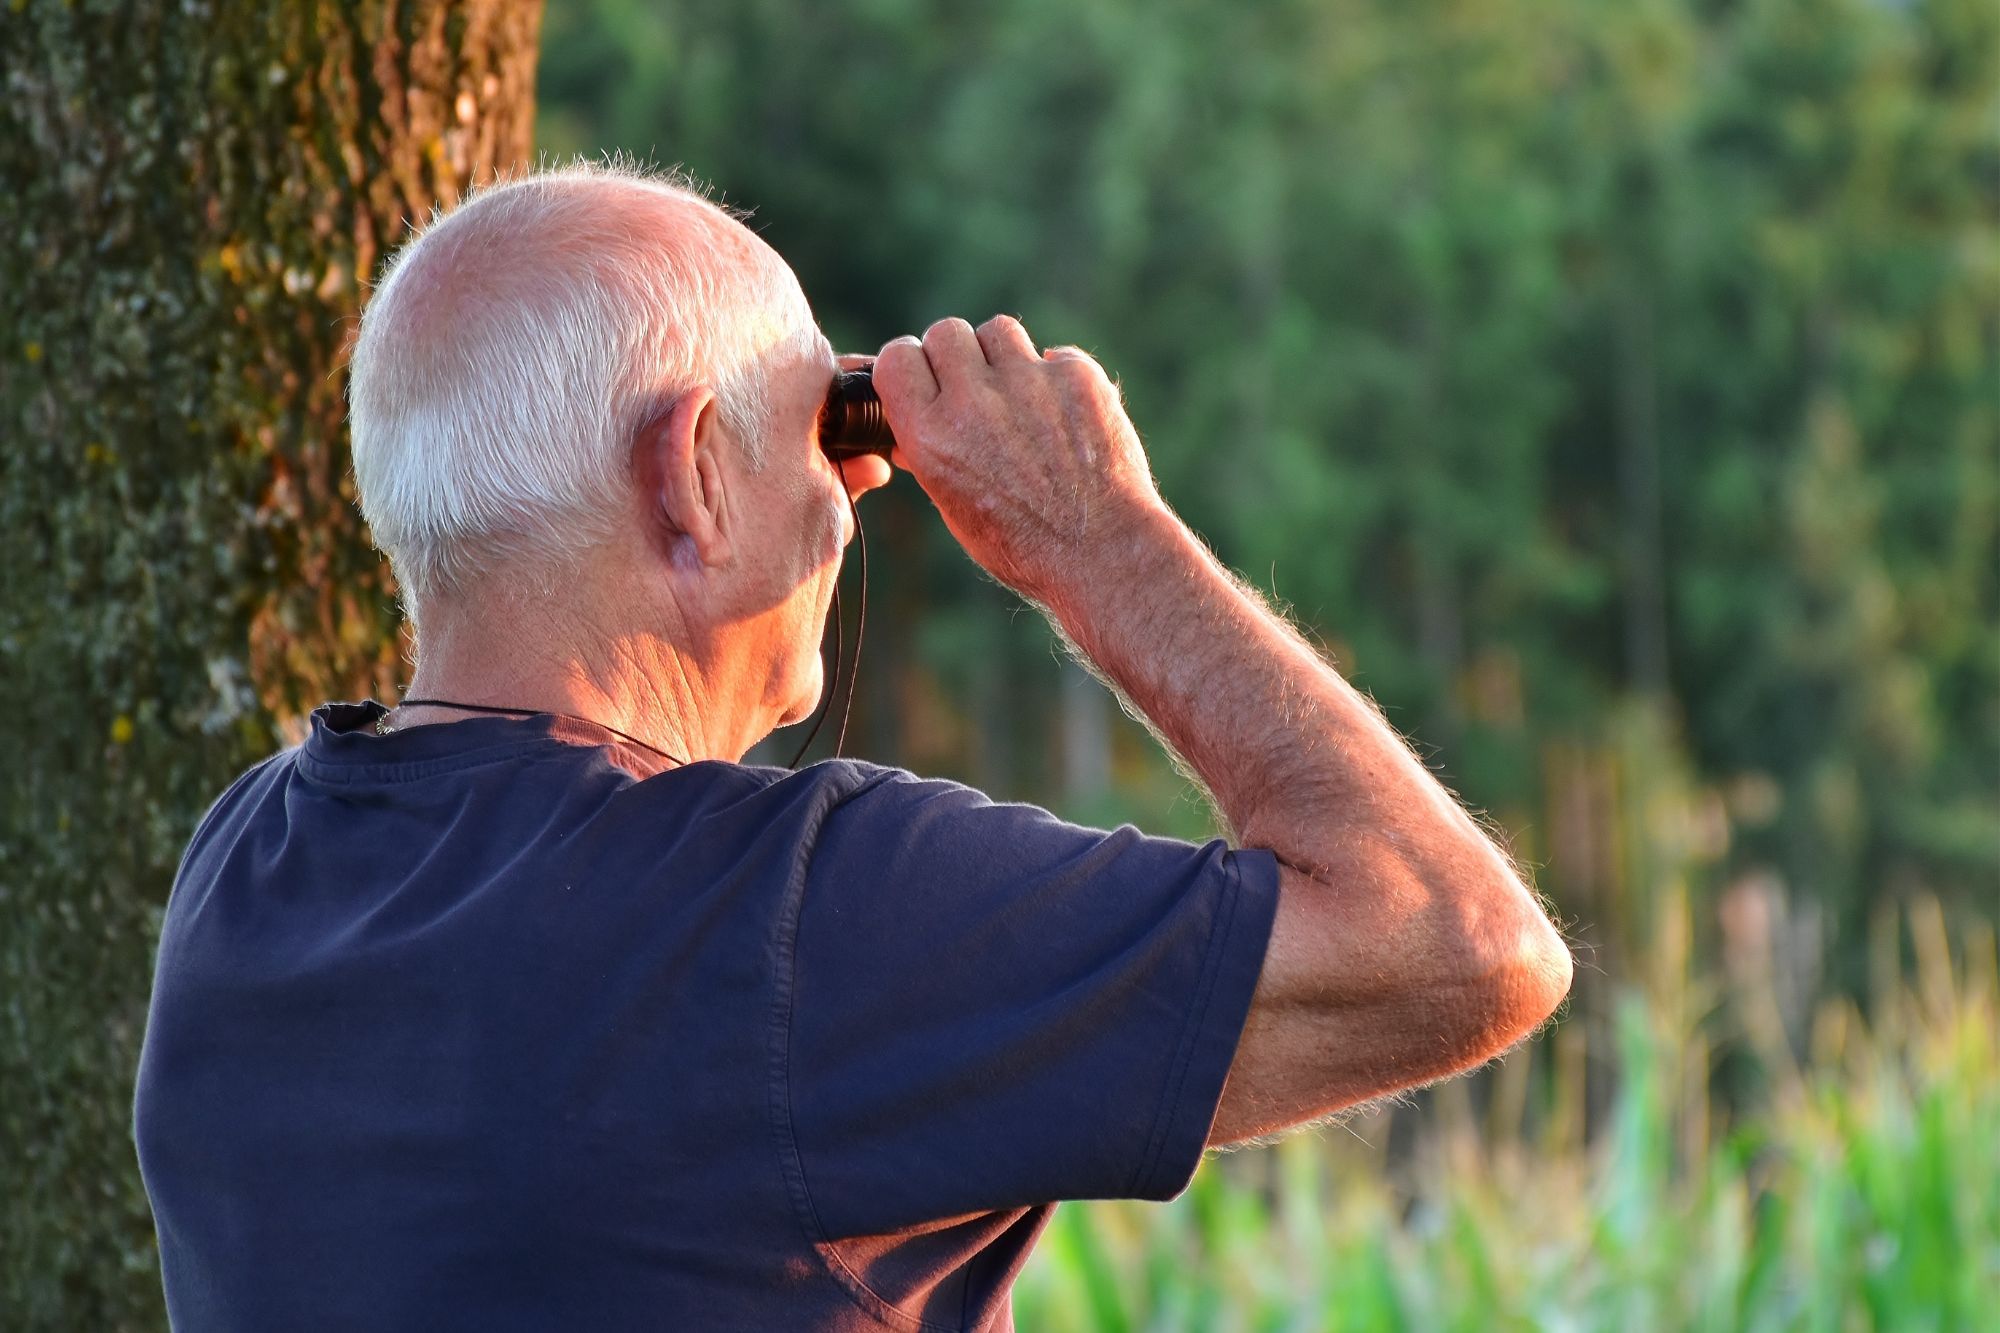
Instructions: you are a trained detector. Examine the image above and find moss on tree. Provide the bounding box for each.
[0,2,541,1324]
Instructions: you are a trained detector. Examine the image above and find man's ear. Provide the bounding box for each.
[635,387,732,569]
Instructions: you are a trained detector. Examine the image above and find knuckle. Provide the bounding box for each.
[924,316,974,343]
[872,354,908,390]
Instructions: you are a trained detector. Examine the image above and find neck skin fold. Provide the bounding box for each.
[396,566,802,766]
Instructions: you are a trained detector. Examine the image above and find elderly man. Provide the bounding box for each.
[134,164,1571,1331]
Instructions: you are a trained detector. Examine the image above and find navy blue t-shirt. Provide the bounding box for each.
[134,701,1280,1331]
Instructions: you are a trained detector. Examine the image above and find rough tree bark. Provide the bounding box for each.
[0,2,541,1324]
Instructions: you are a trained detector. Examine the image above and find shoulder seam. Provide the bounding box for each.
[173,746,297,882]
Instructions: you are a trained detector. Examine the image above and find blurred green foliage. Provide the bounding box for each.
[1014,903,2000,1331]
[539,0,1998,980]
[536,6,1999,1321]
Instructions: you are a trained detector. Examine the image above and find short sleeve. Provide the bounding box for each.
[782,767,1280,1241]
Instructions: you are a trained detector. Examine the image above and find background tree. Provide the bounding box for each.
[538,0,1997,958]
[538,0,1996,1147]
[0,2,541,1324]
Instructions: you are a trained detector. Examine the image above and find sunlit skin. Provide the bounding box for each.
[391,313,892,764]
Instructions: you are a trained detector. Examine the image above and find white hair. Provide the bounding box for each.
[347,160,819,617]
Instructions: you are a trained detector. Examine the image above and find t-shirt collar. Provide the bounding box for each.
[301,700,678,779]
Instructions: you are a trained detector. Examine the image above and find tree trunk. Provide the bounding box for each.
[0,3,540,1324]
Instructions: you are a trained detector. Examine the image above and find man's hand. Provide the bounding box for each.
[871,316,1163,601]
[870,313,1571,1148]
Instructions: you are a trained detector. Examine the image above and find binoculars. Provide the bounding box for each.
[820,362,896,461]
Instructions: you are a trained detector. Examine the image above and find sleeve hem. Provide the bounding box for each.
[1128,845,1282,1200]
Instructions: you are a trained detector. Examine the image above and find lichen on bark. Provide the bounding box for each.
[0,2,542,1324]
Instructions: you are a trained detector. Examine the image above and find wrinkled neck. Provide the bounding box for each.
[400,580,779,764]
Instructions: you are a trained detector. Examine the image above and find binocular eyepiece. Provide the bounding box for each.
[820,363,896,461]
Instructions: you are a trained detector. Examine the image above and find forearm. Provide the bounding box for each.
[871,316,1568,1103]
[1040,498,1531,934]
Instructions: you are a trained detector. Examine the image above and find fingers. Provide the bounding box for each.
[875,318,1068,421]
[976,314,1038,366]
[921,317,986,388]
[1044,344,1114,392]
[872,335,938,408]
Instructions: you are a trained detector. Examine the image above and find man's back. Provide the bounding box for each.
[135,702,1279,1331]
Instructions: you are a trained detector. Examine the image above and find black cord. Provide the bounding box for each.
[837,473,866,756]
[388,698,687,768]
[785,459,867,768]
[784,585,841,766]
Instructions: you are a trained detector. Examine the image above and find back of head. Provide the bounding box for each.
[347,161,816,620]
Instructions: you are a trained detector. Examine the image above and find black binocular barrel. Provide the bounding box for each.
[821,366,896,460]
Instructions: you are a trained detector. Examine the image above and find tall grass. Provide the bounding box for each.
[1014,902,2000,1331]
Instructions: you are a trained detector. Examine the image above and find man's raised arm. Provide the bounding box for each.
[871,315,1573,1147]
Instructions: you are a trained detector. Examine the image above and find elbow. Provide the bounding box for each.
[1467,904,1574,1054]
[1499,909,1574,1035]
[1428,883,1573,1067]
